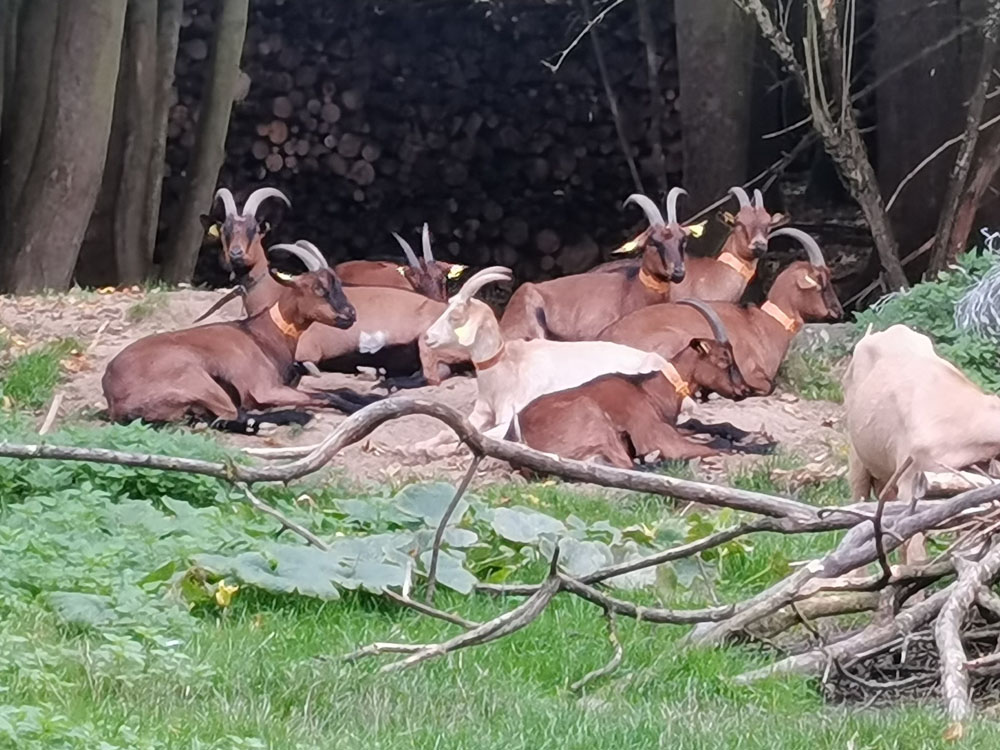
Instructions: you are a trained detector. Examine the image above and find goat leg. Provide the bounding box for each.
[677,418,753,443]
[380,370,429,392]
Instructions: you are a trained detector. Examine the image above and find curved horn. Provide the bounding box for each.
[391,231,420,268]
[421,222,434,262]
[753,188,765,209]
[624,194,665,227]
[269,243,324,272]
[665,187,688,225]
[770,227,826,267]
[676,298,729,344]
[241,187,291,218]
[293,239,331,269]
[455,266,513,301]
[214,188,239,217]
[728,186,751,209]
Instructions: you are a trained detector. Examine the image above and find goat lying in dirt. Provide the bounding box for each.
[517,299,753,468]
[590,186,786,303]
[415,266,700,455]
[334,223,466,302]
[600,228,842,396]
[845,324,1000,562]
[499,189,693,341]
[103,263,375,432]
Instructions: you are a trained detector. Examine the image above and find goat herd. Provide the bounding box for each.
[100,184,994,503]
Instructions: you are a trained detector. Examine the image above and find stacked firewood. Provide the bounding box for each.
[163,0,682,282]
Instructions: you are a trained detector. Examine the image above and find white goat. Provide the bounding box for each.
[418,266,677,448]
[844,324,1000,562]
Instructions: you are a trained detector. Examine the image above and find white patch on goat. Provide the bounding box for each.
[358,331,387,354]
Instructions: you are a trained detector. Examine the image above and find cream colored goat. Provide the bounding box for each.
[418,266,675,448]
[845,324,1000,562]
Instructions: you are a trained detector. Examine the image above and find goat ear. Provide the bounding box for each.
[770,212,789,227]
[267,267,298,287]
[200,214,219,238]
[447,264,467,280]
[796,274,820,290]
[690,338,713,355]
[719,211,736,226]
[684,221,707,238]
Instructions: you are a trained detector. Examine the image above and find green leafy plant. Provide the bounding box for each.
[853,249,1000,391]
[777,351,844,402]
[125,290,167,322]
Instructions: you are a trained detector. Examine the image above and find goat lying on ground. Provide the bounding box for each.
[334,223,466,302]
[600,228,842,397]
[416,266,699,454]
[103,263,376,432]
[590,187,786,303]
[517,299,752,468]
[499,188,693,341]
[844,324,1000,563]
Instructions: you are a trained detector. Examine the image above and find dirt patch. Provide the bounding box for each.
[0,288,848,487]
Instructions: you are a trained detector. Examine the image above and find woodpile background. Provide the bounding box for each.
[159,0,682,284]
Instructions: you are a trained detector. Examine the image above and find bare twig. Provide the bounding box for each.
[237,482,330,550]
[869,457,915,588]
[570,610,623,692]
[935,543,1000,725]
[38,392,63,435]
[542,0,629,74]
[382,589,480,630]
[425,453,482,605]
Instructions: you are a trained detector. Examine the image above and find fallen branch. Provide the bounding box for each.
[426,453,482,605]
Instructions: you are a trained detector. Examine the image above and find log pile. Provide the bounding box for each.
[161,0,682,284]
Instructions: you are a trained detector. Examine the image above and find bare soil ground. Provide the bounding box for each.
[0,287,847,487]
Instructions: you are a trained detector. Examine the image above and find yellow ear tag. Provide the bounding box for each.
[612,237,642,256]
[396,266,407,276]
[208,224,220,239]
[275,270,296,281]
[685,221,707,238]
[453,322,475,346]
[721,212,736,226]
[447,265,468,280]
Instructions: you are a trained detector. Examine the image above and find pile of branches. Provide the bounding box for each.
[3,397,1000,731]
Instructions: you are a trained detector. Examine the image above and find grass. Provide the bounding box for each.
[125,289,168,322]
[0,418,988,749]
[0,338,78,409]
[776,350,845,403]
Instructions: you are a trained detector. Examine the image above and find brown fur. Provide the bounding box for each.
[335,259,462,302]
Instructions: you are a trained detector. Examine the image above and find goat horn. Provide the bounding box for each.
[728,186,751,209]
[294,239,331,269]
[421,223,434,262]
[665,187,688,225]
[676,298,729,344]
[391,231,421,268]
[241,187,291,218]
[268,242,324,272]
[753,188,765,209]
[624,194,665,227]
[456,266,513,301]
[214,188,239,217]
[770,227,826,267]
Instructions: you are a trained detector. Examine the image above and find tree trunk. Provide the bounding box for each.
[946,126,1000,263]
[636,0,667,200]
[928,0,1000,274]
[161,0,249,283]
[0,0,58,234]
[0,0,128,293]
[113,0,159,284]
[143,0,183,273]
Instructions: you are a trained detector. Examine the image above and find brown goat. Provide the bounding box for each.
[334,223,466,302]
[600,229,843,396]
[103,267,368,433]
[499,188,693,341]
[590,187,786,303]
[518,300,752,467]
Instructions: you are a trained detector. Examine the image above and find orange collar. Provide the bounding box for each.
[269,303,302,338]
[661,363,692,399]
[761,301,801,333]
[638,268,673,295]
[717,252,757,282]
[474,344,506,371]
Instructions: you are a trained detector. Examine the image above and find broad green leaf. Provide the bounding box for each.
[395,482,468,527]
[48,591,114,628]
[419,550,477,594]
[491,507,566,544]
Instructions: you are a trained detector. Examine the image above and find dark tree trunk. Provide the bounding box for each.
[114,0,160,283]
[946,126,1000,265]
[161,0,249,283]
[1,0,127,293]
[636,0,666,199]
[0,0,58,234]
[928,0,1000,274]
[144,0,183,272]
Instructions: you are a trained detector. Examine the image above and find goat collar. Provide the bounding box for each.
[661,363,692,399]
[761,301,801,333]
[474,343,506,371]
[638,268,672,295]
[269,303,302,338]
[716,252,757,282]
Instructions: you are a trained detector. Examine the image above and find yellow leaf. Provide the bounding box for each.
[96,286,117,295]
[214,580,239,608]
[943,722,965,742]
